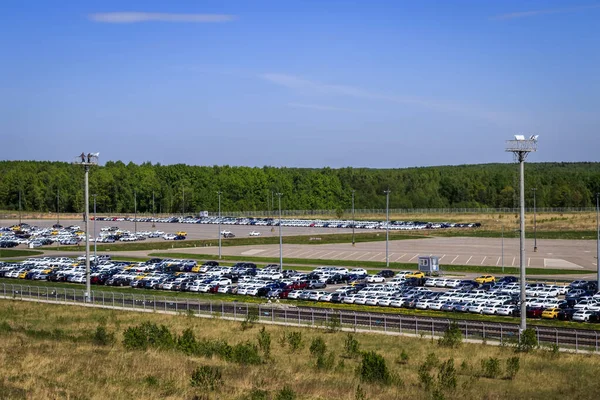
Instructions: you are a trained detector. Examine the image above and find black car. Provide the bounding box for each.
[326,274,345,284]
[377,270,394,278]
[497,276,518,284]
[557,308,577,321]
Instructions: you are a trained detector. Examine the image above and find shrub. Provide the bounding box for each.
[316,352,335,370]
[505,357,520,380]
[358,351,391,385]
[516,328,538,353]
[481,357,502,379]
[275,385,296,400]
[423,352,440,370]
[177,328,198,355]
[437,359,457,390]
[326,313,341,332]
[246,388,269,400]
[343,333,360,358]
[190,365,223,391]
[418,363,434,390]
[355,384,366,400]
[395,349,409,365]
[287,332,303,352]
[257,327,271,358]
[241,306,259,331]
[231,342,262,365]
[93,325,115,346]
[310,336,327,357]
[438,322,462,348]
[123,325,148,350]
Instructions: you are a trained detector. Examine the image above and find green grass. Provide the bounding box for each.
[0,249,44,259]
[148,252,590,276]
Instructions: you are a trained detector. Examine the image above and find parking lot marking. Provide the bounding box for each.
[496,257,501,266]
[368,252,382,260]
[356,252,370,260]
[309,251,327,258]
[395,253,407,261]
[319,251,337,259]
[284,249,303,257]
[343,252,358,260]
[465,256,473,265]
[451,255,459,264]
[511,257,516,266]
[480,256,486,265]
[439,254,446,261]
[408,254,418,262]
[528,258,531,267]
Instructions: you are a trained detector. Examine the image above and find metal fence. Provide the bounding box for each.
[2,283,599,353]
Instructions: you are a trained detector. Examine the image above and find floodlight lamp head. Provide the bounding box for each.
[514,134,526,141]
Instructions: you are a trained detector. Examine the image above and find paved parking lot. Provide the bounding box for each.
[6,218,598,272]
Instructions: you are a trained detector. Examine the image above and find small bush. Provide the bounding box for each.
[326,313,341,333]
[505,357,520,380]
[358,351,391,385]
[231,342,262,365]
[246,388,269,400]
[418,363,434,390]
[310,336,327,357]
[93,325,115,346]
[316,351,335,370]
[516,328,538,353]
[344,333,360,358]
[177,328,198,355]
[438,322,462,348]
[481,357,502,379]
[275,385,296,400]
[287,332,303,352]
[190,365,223,391]
[395,349,409,365]
[143,375,159,387]
[423,352,440,370]
[257,327,271,358]
[241,307,259,331]
[123,325,148,350]
[437,359,457,390]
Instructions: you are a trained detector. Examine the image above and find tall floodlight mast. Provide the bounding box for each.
[73,152,99,302]
[505,135,538,332]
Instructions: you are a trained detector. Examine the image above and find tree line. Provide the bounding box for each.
[0,161,598,214]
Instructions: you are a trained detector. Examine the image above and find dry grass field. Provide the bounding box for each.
[1,300,600,400]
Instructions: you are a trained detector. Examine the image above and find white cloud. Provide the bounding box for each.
[493,4,600,20]
[89,12,236,23]
[261,73,509,122]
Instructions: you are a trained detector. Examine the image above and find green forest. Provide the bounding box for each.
[0,161,598,214]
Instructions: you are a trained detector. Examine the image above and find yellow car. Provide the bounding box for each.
[18,271,28,279]
[541,308,560,319]
[475,275,495,284]
[405,271,425,279]
[191,265,201,273]
[176,231,187,237]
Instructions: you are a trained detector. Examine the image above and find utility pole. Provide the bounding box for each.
[501,225,505,274]
[57,189,60,225]
[152,191,155,228]
[351,190,356,247]
[18,190,22,225]
[596,193,599,292]
[532,187,537,252]
[277,192,283,272]
[505,135,538,333]
[73,152,99,302]
[384,189,391,267]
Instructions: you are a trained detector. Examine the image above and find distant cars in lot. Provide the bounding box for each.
[248,231,261,236]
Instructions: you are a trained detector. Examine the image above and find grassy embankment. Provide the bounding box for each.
[0,300,599,399]
[0,249,44,259]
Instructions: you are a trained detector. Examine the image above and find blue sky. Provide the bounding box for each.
[1,0,598,168]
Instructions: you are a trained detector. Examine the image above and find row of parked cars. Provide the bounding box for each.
[1,255,599,323]
[92,215,481,231]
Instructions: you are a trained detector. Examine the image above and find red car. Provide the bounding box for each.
[526,306,544,318]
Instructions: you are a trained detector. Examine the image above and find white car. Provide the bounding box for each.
[248,231,261,237]
[366,275,386,283]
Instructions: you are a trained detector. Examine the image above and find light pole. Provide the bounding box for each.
[152,191,155,228]
[384,189,391,267]
[217,191,222,260]
[277,192,283,272]
[596,193,599,292]
[501,225,505,274]
[532,187,537,252]
[134,190,137,234]
[505,135,538,332]
[351,190,356,247]
[73,152,99,302]
[18,189,22,226]
[93,194,97,261]
[57,189,60,225]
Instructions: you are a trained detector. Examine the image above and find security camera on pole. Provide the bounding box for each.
[505,135,538,333]
[73,152,99,302]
